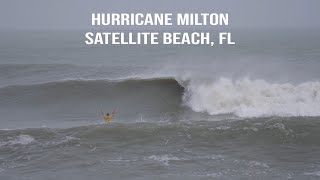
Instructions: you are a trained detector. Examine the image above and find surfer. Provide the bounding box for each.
[101,109,116,123]
[104,113,113,122]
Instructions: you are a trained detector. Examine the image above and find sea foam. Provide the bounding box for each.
[184,77,320,117]
[0,135,34,147]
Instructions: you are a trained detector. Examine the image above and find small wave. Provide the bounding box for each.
[0,118,319,148]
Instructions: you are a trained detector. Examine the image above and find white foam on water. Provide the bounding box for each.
[0,135,34,147]
[267,123,294,136]
[45,136,80,146]
[248,161,269,168]
[215,126,231,130]
[184,77,320,117]
[304,171,320,176]
[243,127,259,132]
[191,172,223,178]
[11,135,34,145]
[194,155,225,161]
[147,154,224,167]
[148,154,180,166]
[105,156,139,163]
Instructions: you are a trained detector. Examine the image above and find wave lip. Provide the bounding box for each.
[184,77,320,117]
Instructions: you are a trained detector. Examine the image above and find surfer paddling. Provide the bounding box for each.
[101,109,116,123]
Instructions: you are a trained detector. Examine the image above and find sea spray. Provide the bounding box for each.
[183,77,320,117]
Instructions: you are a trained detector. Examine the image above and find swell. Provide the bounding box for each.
[0,77,184,108]
[2,76,320,119]
[1,117,320,148]
[0,63,152,88]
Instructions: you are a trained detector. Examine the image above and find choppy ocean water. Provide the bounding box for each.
[1,29,320,179]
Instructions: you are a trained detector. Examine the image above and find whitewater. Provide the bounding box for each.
[1,30,320,180]
[184,77,320,117]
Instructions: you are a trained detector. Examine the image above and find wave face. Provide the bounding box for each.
[1,75,320,129]
[184,78,320,117]
[0,78,182,106]
[1,30,320,180]
[0,78,185,128]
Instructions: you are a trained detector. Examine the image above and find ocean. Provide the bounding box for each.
[1,29,320,179]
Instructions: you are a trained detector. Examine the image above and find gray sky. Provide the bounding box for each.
[1,0,319,30]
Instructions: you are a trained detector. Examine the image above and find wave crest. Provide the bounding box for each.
[183,78,320,117]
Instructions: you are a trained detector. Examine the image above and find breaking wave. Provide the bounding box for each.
[1,76,320,118]
[184,77,320,117]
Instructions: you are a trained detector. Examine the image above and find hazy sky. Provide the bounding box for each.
[1,0,319,29]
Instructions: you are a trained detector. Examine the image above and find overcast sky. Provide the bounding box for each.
[1,0,319,30]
